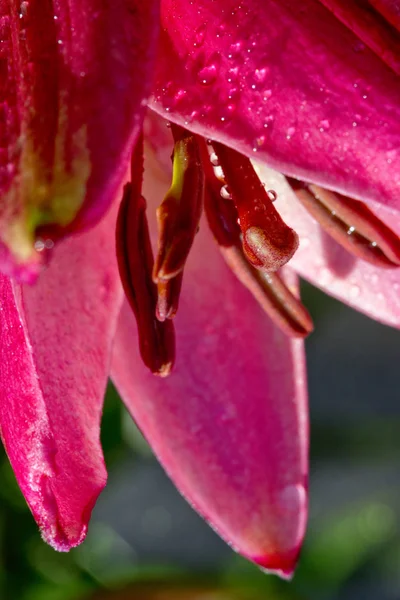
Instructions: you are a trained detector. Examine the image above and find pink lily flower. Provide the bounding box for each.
[1,0,400,581]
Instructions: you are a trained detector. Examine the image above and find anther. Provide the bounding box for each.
[156,272,184,322]
[153,124,204,284]
[200,139,313,338]
[289,179,400,269]
[116,134,175,376]
[211,142,299,271]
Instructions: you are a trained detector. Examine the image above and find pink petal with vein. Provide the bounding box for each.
[151,0,400,211]
[0,0,159,279]
[111,153,308,577]
[257,165,400,328]
[0,204,122,550]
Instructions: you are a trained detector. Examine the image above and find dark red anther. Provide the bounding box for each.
[221,246,314,338]
[116,134,175,376]
[211,142,299,271]
[199,138,313,338]
[153,124,204,283]
[289,179,400,269]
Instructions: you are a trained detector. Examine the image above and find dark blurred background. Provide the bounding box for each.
[1,282,400,600]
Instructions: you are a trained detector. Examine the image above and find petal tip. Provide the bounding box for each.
[33,475,106,553]
[253,548,301,581]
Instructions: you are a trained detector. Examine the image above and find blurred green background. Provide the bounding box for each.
[1,282,400,600]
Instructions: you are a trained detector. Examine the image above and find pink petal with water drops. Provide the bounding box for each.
[0,0,160,281]
[151,0,400,212]
[0,204,123,550]
[257,165,400,328]
[111,150,308,578]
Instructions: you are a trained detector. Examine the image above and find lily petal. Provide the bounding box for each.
[151,0,400,211]
[111,151,308,577]
[258,165,400,328]
[1,0,159,279]
[0,204,123,550]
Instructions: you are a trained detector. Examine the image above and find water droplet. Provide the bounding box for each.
[227,86,239,100]
[194,24,206,47]
[267,189,277,202]
[34,239,45,252]
[210,152,219,166]
[220,185,232,200]
[197,63,218,86]
[19,1,28,18]
[262,91,272,104]
[174,89,186,102]
[226,66,239,83]
[229,41,242,55]
[254,67,267,83]
[319,119,330,131]
[252,135,265,151]
[286,126,296,139]
[347,226,355,235]
[349,284,360,298]
[386,149,397,164]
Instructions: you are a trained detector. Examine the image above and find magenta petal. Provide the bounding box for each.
[258,166,400,327]
[0,205,123,550]
[0,0,160,280]
[111,219,308,577]
[151,0,400,211]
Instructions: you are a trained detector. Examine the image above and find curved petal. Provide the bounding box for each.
[111,152,308,577]
[0,0,159,280]
[150,0,400,211]
[257,165,400,328]
[0,204,123,550]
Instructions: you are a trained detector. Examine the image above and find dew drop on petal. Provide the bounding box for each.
[254,67,268,83]
[286,127,296,139]
[194,24,206,47]
[197,63,218,86]
[220,185,232,200]
[229,41,243,55]
[349,284,361,298]
[210,152,219,166]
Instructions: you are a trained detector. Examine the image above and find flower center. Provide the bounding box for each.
[116,125,400,376]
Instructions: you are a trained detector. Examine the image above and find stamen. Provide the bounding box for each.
[222,247,314,338]
[199,139,313,338]
[211,142,299,271]
[289,179,400,269]
[156,272,184,322]
[153,124,204,283]
[116,135,175,376]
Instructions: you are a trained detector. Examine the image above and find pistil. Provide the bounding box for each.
[211,142,299,271]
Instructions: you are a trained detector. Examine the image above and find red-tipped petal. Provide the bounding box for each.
[258,165,400,328]
[112,246,308,577]
[0,0,159,280]
[151,0,400,212]
[111,150,308,576]
[0,204,123,550]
